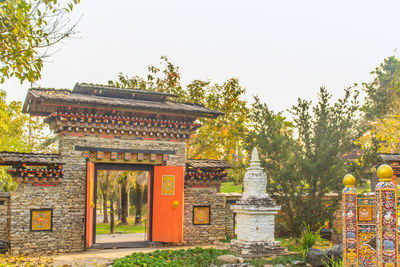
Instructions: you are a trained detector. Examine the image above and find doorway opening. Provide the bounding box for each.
[93,163,154,248]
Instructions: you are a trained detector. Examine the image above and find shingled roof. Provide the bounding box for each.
[186,159,231,169]
[379,153,400,162]
[0,152,63,165]
[23,83,224,118]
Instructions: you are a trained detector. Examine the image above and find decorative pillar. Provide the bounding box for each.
[230,148,283,256]
[342,174,358,267]
[375,164,398,266]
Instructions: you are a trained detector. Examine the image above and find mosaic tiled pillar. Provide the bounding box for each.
[343,174,358,267]
[375,164,398,267]
[357,196,377,266]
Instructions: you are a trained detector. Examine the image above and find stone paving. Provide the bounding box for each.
[96,233,147,243]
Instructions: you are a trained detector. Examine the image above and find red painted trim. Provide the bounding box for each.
[34,184,54,187]
[98,135,114,138]
[69,133,84,137]
[143,137,156,141]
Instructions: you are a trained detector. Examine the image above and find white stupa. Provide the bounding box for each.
[230,148,283,256]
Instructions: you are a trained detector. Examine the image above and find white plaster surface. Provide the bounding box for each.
[231,148,282,254]
[242,148,268,199]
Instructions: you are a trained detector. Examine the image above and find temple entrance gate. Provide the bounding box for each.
[85,162,184,249]
[0,83,235,255]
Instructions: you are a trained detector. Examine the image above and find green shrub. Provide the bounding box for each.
[324,256,343,266]
[296,224,322,256]
[112,247,232,267]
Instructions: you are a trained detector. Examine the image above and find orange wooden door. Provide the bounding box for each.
[152,166,184,243]
[85,161,95,248]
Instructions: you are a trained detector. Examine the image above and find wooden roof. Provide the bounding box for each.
[340,149,364,161]
[74,83,178,99]
[186,159,231,169]
[379,153,400,162]
[23,83,224,118]
[0,152,63,165]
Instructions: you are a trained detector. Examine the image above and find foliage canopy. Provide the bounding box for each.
[0,89,50,191]
[247,87,359,235]
[0,0,79,83]
[109,56,249,163]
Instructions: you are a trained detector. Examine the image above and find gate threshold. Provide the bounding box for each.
[92,241,149,249]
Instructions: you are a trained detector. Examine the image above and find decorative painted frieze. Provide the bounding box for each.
[6,162,63,185]
[45,112,201,141]
[81,150,166,164]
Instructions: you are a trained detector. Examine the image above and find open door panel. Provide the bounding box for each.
[152,166,184,243]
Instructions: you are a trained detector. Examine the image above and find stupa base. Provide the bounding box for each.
[230,239,286,257]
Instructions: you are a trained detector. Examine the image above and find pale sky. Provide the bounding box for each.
[3,0,400,114]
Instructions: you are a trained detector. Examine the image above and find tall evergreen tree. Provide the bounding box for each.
[247,87,359,235]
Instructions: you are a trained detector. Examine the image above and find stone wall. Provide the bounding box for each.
[220,193,242,239]
[9,184,78,255]
[8,134,186,255]
[0,192,10,243]
[183,186,226,244]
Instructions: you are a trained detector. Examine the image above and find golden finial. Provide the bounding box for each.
[343,174,356,187]
[377,164,394,181]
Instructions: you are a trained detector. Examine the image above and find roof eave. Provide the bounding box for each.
[26,97,222,118]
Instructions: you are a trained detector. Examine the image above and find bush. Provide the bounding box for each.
[324,257,343,267]
[296,224,322,256]
[112,247,233,267]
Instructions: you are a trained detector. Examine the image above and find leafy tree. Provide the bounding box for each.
[97,170,110,223]
[247,87,359,235]
[246,97,302,235]
[354,55,400,178]
[289,87,359,233]
[118,172,131,225]
[109,56,249,162]
[0,0,79,83]
[362,55,400,121]
[0,89,51,191]
[133,171,148,225]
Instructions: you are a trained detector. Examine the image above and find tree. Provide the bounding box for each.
[186,78,249,161]
[356,116,400,153]
[98,170,110,223]
[0,0,79,83]
[289,87,359,233]
[0,89,51,191]
[246,97,302,235]
[108,56,249,162]
[97,170,120,234]
[354,55,400,177]
[362,55,400,121]
[119,173,130,225]
[247,87,359,235]
[133,171,148,225]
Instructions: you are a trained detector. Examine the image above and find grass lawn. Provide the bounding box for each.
[96,223,146,235]
[96,216,146,235]
[276,237,303,253]
[220,182,242,193]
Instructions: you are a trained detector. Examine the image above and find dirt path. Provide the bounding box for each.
[96,232,147,243]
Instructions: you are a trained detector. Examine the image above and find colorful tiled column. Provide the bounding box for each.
[375,164,398,266]
[343,174,358,267]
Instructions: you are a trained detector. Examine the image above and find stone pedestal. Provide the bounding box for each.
[231,148,284,256]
